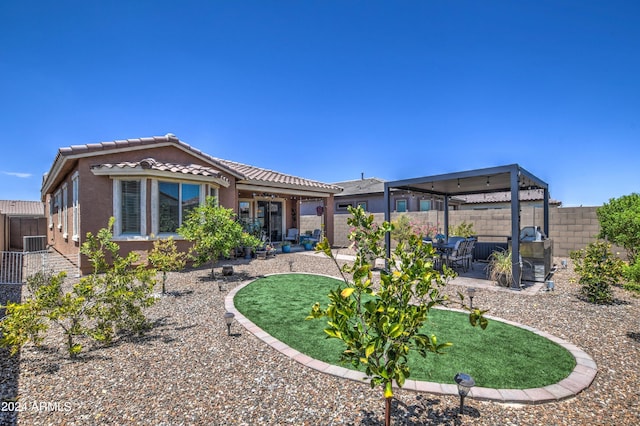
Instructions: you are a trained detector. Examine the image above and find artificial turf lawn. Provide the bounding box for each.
[234,273,576,389]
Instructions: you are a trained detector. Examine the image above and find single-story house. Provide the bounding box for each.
[40,134,342,274]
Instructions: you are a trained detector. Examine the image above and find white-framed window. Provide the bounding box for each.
[55,190,62,230]
[113,178,147,237]
[48,195,54,229]
[238,200,252,223]
[157,181,201,233]
[62,183,68,239]
[419,199,431,211]
[72,172,79,241]
[395,199,407,212]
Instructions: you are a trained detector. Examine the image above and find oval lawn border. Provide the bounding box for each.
[226,273,597,404]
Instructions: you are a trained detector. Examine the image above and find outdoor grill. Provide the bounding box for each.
[517,226,554,283]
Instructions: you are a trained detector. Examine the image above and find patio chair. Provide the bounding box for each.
[307,229,321,244]
[284,228,299,244]
[463,238,476,271]
[446,239,468,271]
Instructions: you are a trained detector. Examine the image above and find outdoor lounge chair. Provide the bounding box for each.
[306,229,321,244]
[284,228,299,244]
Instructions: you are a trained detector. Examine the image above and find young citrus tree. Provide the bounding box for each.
[308,206,487,425]
[177,196,261,278]
[148,237,187,294]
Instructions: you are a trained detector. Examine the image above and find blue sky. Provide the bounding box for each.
[1,1,638,206]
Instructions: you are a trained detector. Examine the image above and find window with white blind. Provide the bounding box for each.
[62,183,68,239]
[121,180,142,234]
[72,172,79,241]
[55,190,62,229]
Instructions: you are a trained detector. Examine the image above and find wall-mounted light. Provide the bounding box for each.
[486,176,490,187]
[457,178,460,188]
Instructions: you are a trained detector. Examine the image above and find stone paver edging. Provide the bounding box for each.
[225,274,597,405]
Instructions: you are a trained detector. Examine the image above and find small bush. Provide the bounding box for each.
[570,240,625,304]
[623,262,640,294]
[449,221,475,238]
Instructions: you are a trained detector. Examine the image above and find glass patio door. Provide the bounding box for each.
[257,200,283,242]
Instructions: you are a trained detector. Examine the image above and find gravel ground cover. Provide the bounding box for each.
[1,250,639,425]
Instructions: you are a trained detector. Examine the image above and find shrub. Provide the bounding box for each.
[0,219,156,357]
[623,262,640,295]
[597,193,640,264]
[570,240,625,304]
[148,237,187,294]
[449,221,475,238]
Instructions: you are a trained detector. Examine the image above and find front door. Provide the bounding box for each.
[257,200,283,242]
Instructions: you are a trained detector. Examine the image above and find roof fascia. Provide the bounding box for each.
[90,167,231,188]
[236,183,335,198]
[41,139,244,197]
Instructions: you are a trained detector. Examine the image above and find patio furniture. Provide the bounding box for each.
[446,239,468,271]
[463,238,476,271]
[284,228,299,244]
[307,229,321,244]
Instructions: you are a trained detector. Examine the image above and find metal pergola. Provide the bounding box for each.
[384,164,549,290]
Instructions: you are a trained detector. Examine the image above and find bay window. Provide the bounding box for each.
[158,181,201,233]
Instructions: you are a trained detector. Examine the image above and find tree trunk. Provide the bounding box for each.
[385,397,391,426]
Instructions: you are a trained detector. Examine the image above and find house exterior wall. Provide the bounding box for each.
[45,144,239,274]
[311,205,605,258]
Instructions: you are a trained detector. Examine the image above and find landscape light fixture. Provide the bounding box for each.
[223,312,235,336]
[561,259,568,269]
[466,287,476,309]
[546,280,555,291]
[454,372,475,415]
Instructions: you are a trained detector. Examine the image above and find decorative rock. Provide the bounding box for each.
[222,265,234,276]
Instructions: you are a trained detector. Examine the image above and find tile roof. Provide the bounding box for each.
[211,157,342,193]
[45,134,341,195]
[90,158,230,184]
[0,200,45,216]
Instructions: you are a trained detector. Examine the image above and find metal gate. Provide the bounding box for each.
[0,250,49,285]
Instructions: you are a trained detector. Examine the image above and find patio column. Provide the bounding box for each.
[510,169,521,290]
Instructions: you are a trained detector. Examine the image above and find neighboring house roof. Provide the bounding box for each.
[457,189,561,205]
[332,177,386,197]
[41,134,342,198]
[214,157,342,194]
[0,200,45,217]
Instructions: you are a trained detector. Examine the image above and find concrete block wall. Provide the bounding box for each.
[304,206,604,257]
[299,215,322,238]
